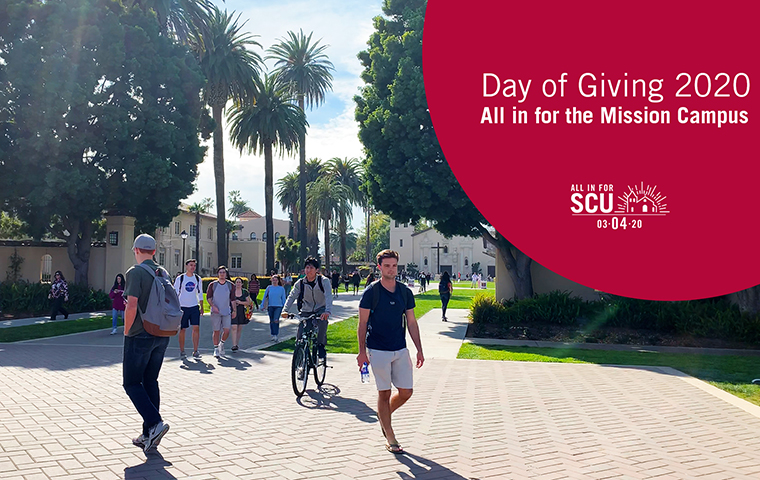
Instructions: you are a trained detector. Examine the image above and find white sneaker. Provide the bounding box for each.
[274,335,278,342]
[218,342,225,356]
[144,421,169,452]
[110,328,118,335]
[213,346,219,358]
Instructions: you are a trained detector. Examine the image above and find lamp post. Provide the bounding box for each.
[180,230,188,267]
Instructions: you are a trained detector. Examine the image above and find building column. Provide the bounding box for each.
[105,215,136,288]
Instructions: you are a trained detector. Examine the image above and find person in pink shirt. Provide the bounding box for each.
[109,274,126,335]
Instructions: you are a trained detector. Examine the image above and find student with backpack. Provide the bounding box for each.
[356,249,424,455]
[123,234,180,453]
[207,266,235,359]
[439,271,453,321]
[173,259,204,359]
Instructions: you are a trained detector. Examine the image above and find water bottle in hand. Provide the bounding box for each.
[361,362,370,384]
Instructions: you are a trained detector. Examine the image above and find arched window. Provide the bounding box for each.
[250,232,257,240]
[464,257,469,266]
[443,246,448,254]
[424,257,428,266]
[262,232,267,241]
[275,232,280,241]
[231,232,238,241]
[40,255,52,282]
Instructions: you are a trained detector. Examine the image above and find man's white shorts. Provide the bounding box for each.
[210,313,231,331]
[368,347,413,391]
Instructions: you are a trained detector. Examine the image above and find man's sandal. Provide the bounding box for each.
[386,443,404,454]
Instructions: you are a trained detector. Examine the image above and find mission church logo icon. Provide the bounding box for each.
[614,183,669,215]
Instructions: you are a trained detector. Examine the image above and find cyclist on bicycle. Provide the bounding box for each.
[282,256,333,360]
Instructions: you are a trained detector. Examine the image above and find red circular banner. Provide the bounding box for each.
[423,0,760,300]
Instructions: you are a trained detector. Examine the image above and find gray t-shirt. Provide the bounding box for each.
[208,280,233,316]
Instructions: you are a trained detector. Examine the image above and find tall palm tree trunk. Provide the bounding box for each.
[340,213,348,273]
[298,96,307,265]
[323,216,331,272]
[213,104,227,268]
[265,142,275,273]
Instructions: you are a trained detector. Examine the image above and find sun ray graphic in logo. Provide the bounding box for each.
[615,183,669,215]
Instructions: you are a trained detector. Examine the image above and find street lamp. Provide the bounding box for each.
[180,230,188,267]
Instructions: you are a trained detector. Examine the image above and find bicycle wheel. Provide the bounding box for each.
[314,345,327,387]
[291,342,308,397]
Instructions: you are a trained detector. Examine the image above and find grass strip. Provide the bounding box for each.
[458,343,760,406]
[0,315,114,343]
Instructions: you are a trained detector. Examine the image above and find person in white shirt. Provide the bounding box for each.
[471,272,479,288]
[173,259,204,359]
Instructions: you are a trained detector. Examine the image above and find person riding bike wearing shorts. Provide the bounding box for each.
[282,256,333,360]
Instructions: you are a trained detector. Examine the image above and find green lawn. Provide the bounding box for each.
[459,343,760,406]
[0,315,114,343]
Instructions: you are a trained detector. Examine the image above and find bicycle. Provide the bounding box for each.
[291,313,328,397]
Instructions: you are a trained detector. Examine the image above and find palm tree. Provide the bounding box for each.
[228,73,307,273]
[267,30,334,265]
[276,171,300,239]
[228,190,250,219]
[330,230,357,258]
[307,177,350,272]
[188,197,213,271]
[191,7,262,271]
[125,0,214,44]
[325,157,363,273]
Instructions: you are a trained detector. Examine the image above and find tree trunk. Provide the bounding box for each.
[340,211,348,273]
[734,285,760,314]
[265,142,275,274]
[63,218,93,286]
[324,216,331,272]
[212,103,227,269]
[298,96,307,265]
[481,228,533,300]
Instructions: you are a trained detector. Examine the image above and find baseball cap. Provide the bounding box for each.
[133,233,156,251]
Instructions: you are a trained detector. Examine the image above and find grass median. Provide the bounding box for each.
[0,315,114,343]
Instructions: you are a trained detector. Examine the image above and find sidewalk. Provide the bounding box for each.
[0,311,111,329]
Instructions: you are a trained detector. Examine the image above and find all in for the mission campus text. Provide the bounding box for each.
[481,72,750,128]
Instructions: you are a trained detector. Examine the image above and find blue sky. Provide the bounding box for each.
[184,0,383,231]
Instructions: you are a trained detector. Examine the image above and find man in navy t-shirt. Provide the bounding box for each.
[357,249,424,455]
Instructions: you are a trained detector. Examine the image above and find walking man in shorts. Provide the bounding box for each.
[207,266,234,358]
[357,249,424,454]
[174,259,204,358]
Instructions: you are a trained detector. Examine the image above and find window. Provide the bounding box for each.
[208,228,213,240]
[175,222,181,235]
[158,252,166,266]
[108,231,118,246]
[40,255,52,282]
[275,232,280,241]
[394,221,399,228]
[483,238,488,249]
[250,232,257,240]
[424,257,428,266]
[262,232,267,241]
[400,239,403,247]
[191,249,197,259]
[231,232,238,241]
[189,224,197,237]
[443,246,448,254]
[174,249,180,267]
[231,255,242,269]
[207,252,213,268]
[464,257,469,266]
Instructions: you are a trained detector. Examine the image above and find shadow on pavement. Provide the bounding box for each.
[124,451,177,479]
[394,452,470,479]
[178,357,216,374]
[298,383,378,424]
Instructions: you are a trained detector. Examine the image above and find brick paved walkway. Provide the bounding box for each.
[2,309,760,479]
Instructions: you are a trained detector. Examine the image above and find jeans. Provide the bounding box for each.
[123,333,170,435]
[268,306,283,335]
[112,309,124,329]
[440,292,451,317]
[50,297,68,320]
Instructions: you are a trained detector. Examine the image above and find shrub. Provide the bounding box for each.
[0,280,109,316]
[470,293,505,324]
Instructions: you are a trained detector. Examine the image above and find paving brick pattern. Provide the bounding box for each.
[2,333,760,479]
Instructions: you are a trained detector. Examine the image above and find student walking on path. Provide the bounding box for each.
[109,274,126,334]
[439,270,453,321]
[207,266,234,358]
[260,274,287,342]
[122,234,171,452]
[173,259,204,358]
[248,274,261,309]
[230,277,252,351]
[48,271,69,320]
[357,249,424,455]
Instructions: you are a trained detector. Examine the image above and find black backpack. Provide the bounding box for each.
[368,279,414,330]
[178,273,201,293]
[296,274,326,311]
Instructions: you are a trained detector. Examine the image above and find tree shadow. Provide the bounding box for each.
[124,450,177,479]
[298,383,378,424]
[393,452,471,480]
[178,357,215,374]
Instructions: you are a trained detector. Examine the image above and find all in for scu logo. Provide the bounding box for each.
[570,182,669,230]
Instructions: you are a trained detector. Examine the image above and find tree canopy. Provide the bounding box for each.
[354,0,533,297]
[0,0,206,284]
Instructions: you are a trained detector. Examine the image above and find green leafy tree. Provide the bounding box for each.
[188,197,213,266]
[125,0,214,44]
[0,212,27,239]
[191,7,262,271]
[268,30,335,264]
[227,190,250,219]
[355,0,533,298]
[355,212,390,263]
[276,236,300,274]
[228,73,307,273]
[276,171,300,240]
[330,229,358,259]
[0,0,206,285]
[304,158,324,258]
[307,177,350,272]
[325,157,364,273]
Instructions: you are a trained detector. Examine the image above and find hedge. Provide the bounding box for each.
[0,281,110,317]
